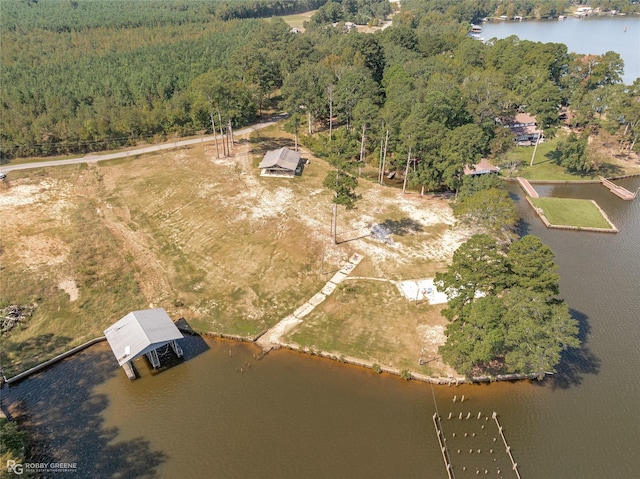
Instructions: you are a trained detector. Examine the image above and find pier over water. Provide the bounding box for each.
[599,176,638,200]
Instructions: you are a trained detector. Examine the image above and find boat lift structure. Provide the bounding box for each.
[104,308,184,380]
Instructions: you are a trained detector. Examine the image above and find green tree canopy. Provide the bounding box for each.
[436,234,579,379]
[452,187,518,240]
[554,132,592,173]
[503,288,579,379]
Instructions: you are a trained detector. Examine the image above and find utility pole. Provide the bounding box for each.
[530,131,541,166]
[380,129,389,184]
[402,146,411,195]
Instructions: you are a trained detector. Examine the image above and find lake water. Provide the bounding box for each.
[480,16,640,84]
[3,176,640,478]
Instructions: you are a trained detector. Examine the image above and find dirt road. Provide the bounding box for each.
[1,116,284,173]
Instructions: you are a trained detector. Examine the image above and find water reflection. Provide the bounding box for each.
[4,347,167,478]
[2,177,639,478]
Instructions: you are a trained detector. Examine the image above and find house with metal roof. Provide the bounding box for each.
[104,308,184,380]
[258,147,302,177]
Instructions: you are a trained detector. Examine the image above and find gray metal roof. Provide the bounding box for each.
[258,147,301,171]
[104,308,183,367]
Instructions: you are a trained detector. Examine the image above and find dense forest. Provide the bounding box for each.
[2,0,638,174]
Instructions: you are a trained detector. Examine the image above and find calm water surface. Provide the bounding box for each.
[480,16,640,84]
[3,177,640,478]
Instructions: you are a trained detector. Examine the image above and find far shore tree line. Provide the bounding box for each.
[2,0,639,169]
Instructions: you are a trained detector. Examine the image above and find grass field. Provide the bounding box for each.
[531,197,614,229]
[0,125,467,377]
[287,279,451,374]
[276,10,316,29]
[505,129,640,180]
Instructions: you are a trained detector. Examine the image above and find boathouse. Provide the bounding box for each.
[259,147,301,177]
[104,308,184,380]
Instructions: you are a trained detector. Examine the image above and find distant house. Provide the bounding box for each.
[464,158,500,176]
[259,147,302,177]
[504,112,542,145]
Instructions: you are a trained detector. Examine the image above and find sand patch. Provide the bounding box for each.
[58,279,79,301]
[0,180,58,207]
[417,324,447,349]
[16,235,69,269]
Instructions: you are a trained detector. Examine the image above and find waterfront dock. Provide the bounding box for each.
[516,177,539,198]
[599,177,638,200]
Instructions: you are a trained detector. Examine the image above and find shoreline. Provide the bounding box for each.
[1,328,538,388]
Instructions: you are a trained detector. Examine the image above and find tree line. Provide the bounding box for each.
[3,0,638,167]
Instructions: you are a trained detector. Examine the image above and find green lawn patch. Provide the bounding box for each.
[505,130,639,181]
[275,10,316,29]
[531,197,613,229]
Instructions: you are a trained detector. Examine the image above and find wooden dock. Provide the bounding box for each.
[432,413,455,479]
[516,177,539,198]
[492,412,521,479]
[599,177,638,200]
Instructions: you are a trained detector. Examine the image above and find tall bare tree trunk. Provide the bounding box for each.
[217,106,226,157]
[402,146,411,195]
[332,203,338,244]
[381,129,389,184]
[378,135,384,183]
[327,84,334,141]
[308,111,312,134]
[359,123,366,177]
[209,112,220,159]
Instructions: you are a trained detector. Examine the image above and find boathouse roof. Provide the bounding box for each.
[104,308,183,367]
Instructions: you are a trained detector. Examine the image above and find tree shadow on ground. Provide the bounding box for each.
[377,218,424,236]
[595,162,624,178]
[537,308,601,390]
[1,334,74,378]
[2,346,167,478]
[543,151,625,178]
[248,136,294,155]
[543,150,563,165]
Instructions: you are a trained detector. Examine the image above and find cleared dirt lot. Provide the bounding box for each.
[0,126,469,376]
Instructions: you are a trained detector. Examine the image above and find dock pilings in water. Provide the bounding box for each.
[433,412,455,479]
[492,411,521,479]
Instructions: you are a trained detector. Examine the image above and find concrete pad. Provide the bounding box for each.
[293,302,315,319]
[329,271,348,284]
[340,262,355,274]
[258,315,302,346]
[396,278,449,305]
[308,292,327,306]
[321,282,338,295]
[349,253,364,265]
